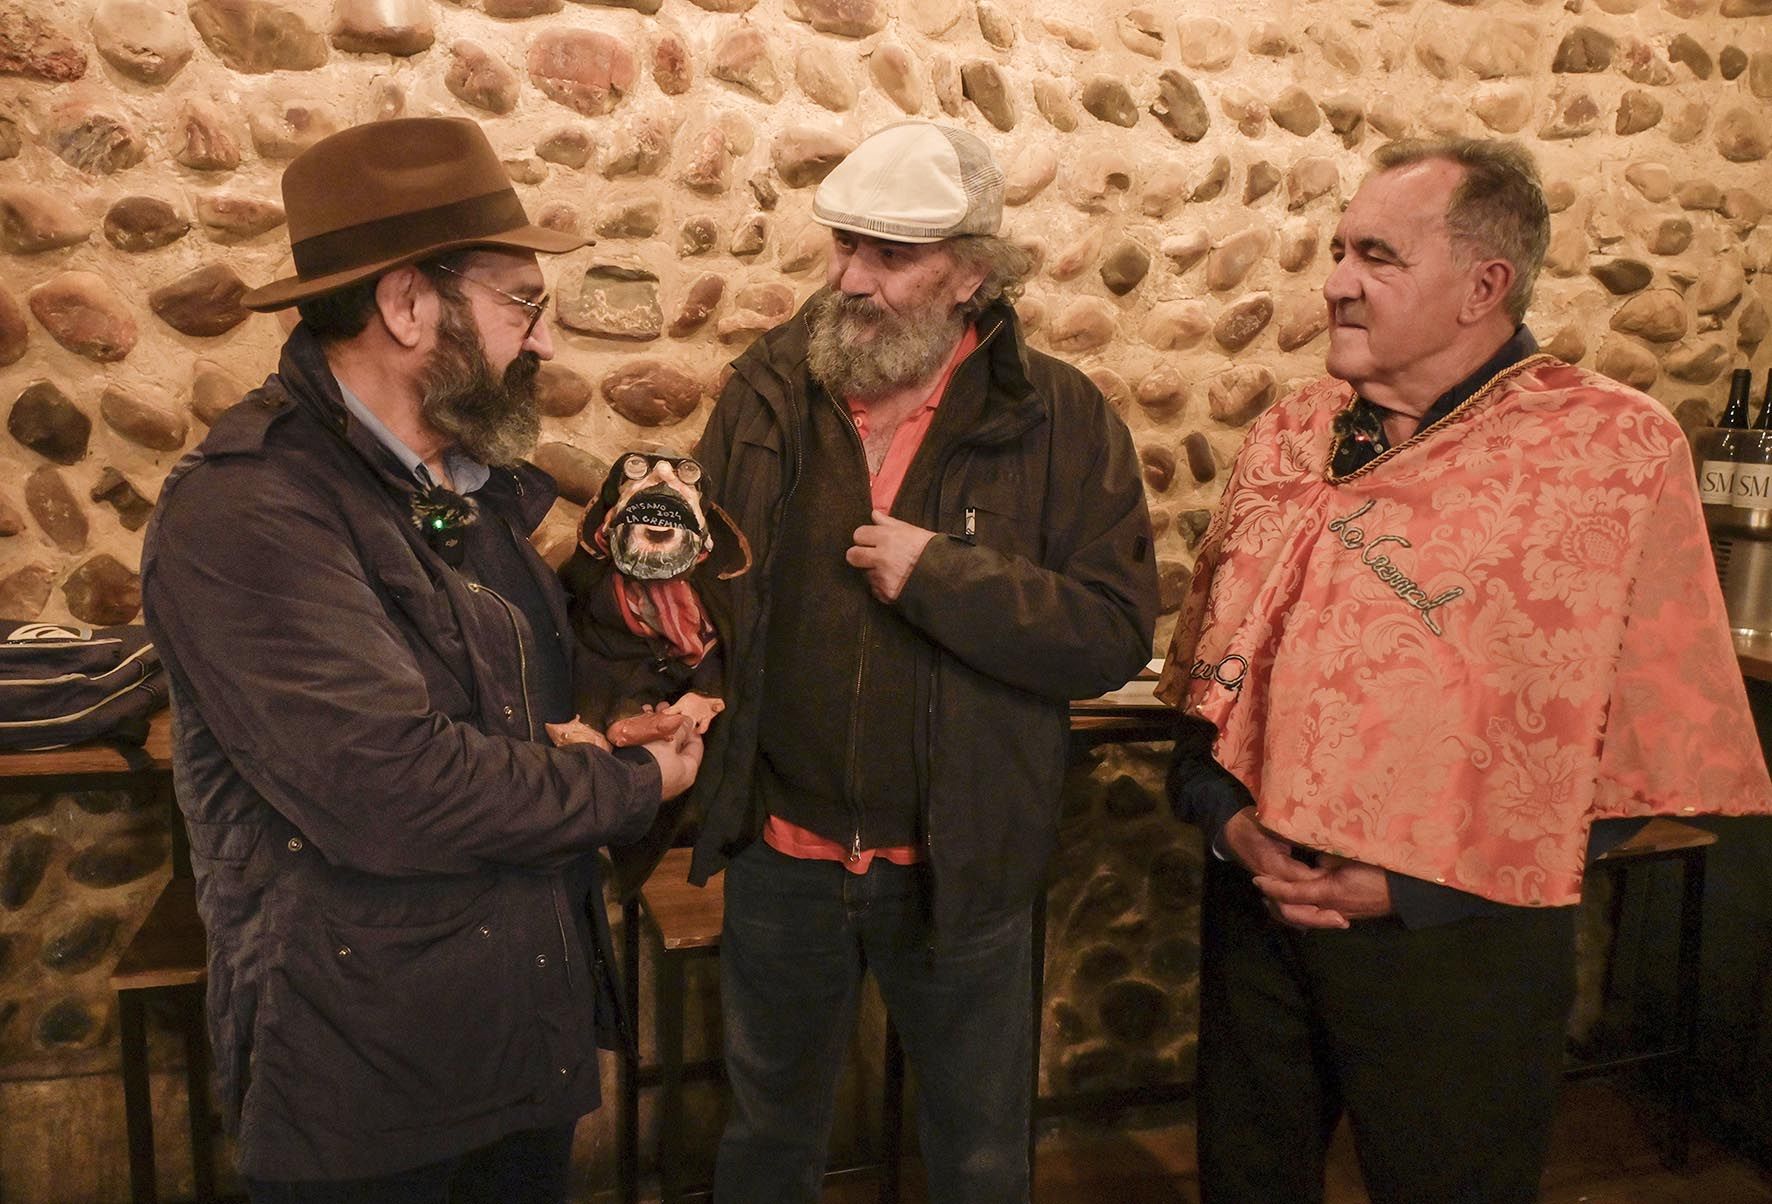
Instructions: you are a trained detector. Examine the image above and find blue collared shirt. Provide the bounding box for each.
[335,377,491,496]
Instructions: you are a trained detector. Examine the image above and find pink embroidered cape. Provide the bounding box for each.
[1155,355,1771,906]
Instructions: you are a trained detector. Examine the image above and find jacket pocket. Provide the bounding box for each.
[186,819,262,865]
[954,484,1039,561]
[373,568,475,717]
[732,405,785,459]
[282,884,539,1133]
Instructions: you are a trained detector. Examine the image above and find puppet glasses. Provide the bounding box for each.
[617,453,703,488]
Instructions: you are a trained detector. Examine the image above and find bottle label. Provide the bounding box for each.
[1701,460,1737,505]
[1703,461,1772,509]
[1732,464,1772,508]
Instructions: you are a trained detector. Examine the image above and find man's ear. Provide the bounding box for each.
[1461,258,1516,326]
[375,266,433,349]
[949,261,990,308]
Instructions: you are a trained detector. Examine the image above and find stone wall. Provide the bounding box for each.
[2,0,1770,1199]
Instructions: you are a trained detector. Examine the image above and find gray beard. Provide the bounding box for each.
[417,300,541,468]
[610,526,701,580]
[805,287,966,402]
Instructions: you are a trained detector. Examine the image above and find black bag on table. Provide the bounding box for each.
[0,620,167,751]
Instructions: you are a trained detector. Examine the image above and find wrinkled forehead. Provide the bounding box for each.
[1335,161,1461,245]
[456,247,546,290]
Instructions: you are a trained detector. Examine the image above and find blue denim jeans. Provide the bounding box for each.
[712,841,1033,1204]
[245,1124,575,1204]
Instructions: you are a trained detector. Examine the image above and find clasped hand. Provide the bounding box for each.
[1221,807,1393,929]
[847,509,937,603]
[643,718,703,802]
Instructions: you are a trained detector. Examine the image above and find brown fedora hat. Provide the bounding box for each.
[241,117,587,312]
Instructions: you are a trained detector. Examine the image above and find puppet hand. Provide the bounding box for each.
[607,708,691,748]
[666,692,725,734]
[546,716,611,752]
[846,509,937,604]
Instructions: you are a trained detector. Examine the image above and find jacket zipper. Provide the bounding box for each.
[913,317,1017,868]
[549,883,574,985]
[833,320,1002,862]
[465,581,535,741]
[846,629,870,864]
[469,576,573,1039]
[827,391,872,861]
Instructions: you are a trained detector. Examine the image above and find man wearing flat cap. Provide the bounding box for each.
[141,117,702,1201]
[686,121,1159,1201]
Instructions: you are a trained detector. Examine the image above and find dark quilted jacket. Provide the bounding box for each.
[141,325,659,1181]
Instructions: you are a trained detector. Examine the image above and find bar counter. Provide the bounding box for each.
[1734,633,1772,684]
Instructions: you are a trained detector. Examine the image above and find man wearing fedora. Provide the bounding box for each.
[141,117,702,1201]
[686,122,1159,1202]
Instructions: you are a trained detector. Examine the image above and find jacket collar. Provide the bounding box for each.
[275,322,558,535]
[730,295,1046,447]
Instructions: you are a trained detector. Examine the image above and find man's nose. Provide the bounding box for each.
[1322,256,1358,304]
[525,311,555,360]
[836,253,877,297]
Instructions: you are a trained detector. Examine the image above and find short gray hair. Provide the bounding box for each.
[1370,138,1549,324]
[945,234,1035,322]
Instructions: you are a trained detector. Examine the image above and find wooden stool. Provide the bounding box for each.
[616,847,906,1203]
[108,876,217,1204]
[1568,817,1719,1169]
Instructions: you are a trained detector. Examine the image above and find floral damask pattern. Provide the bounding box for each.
[1520,485,1642,616]
[1157,357,1772,906]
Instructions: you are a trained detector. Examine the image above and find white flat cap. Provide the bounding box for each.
[812,122,1005,244]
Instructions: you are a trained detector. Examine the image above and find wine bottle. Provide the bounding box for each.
[1738,369,1772,509]
[1756,369,1772,430]
[1700,368,1756,507]
[1722,368,1753,428]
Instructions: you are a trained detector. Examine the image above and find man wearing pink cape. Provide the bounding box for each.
[1158,138,1771,1203]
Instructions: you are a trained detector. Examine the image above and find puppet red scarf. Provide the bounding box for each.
[592,521,714,667]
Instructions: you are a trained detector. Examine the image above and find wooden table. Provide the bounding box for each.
[0,709,172,786]
[0,710,179,872]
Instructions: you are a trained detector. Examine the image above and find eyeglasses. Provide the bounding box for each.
[433,263,550,340]
[617,452,702,487]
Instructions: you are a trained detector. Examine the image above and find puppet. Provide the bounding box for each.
[555,450,750,895]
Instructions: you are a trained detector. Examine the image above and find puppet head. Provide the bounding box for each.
[578,451,751,583]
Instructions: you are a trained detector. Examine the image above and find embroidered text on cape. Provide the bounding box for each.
[1326,499,1465,635]
[1189,653,1247,692]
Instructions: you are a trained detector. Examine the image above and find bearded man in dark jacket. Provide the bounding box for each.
[686,122,1160,1203]
[140,118,702,1202]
